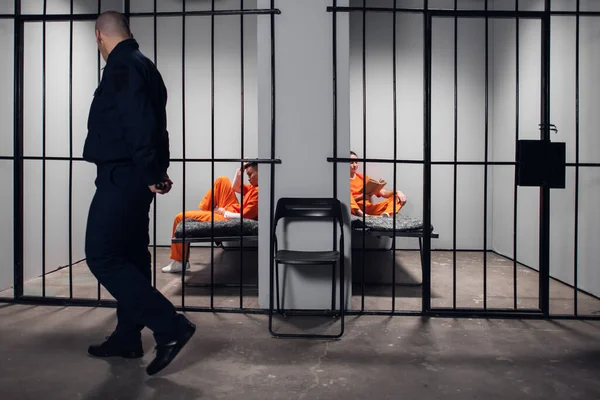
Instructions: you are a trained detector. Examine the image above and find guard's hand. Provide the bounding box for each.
[150,176,173,194]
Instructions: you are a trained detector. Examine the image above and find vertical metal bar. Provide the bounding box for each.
[391,0,397,312]
[97,0,102,302]
[539,1,552,316]
[423,0,432,313]
[573,0,580,316]
[210,0,215,309]
[269,0,276,316]
[483,0,489,310]
[452,0,458,309]
[513,6,520,309]
[239,0,245,309]
[181,0,187,310]
[152,0,157,290]
[68,0,74,299]
[42,0,47,297]
[361,0,366,312]
[14,0,24,299]
[332,0,338,312]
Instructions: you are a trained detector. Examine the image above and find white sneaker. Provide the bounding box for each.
[161,260,191,273]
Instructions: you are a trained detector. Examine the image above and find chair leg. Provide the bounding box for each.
[275,261,281,314]
[339,256,345,338]
[418,237,424,283]
[331,261,336,312]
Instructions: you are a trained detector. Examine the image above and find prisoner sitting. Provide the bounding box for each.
[162,162,259,273]
[349,151,407,217]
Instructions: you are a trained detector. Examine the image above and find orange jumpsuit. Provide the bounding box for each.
[169,176,258,261]
[350,173,402,216]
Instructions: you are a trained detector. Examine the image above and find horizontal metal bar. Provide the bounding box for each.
[3,297,599,319]
[328,157,517,165]
[173,236,258,244]
[1,296,265,314]
[0,14,15,18]
[130,9,281,17]
[23,156,85,161]
[566,163,600,168]
[326,7,600,18]
[21,156,281,164]
[169,158,282,164]
[19,8,280,22]
[432,307,542,314]
[326,6,424,14]
[0,156,15,160]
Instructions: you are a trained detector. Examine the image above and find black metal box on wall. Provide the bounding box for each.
[516,140,566,189]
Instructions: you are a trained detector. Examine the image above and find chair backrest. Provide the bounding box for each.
[274,197,344,228]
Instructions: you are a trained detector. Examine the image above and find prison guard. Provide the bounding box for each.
[83,38,169,187]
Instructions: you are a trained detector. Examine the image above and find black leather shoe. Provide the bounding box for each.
[146,321,196,376]
[88,335,144,359]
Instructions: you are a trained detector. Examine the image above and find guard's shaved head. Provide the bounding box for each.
[94,11,132,62]
[95,11,131,38]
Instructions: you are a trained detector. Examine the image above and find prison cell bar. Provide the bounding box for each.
[181,0,188,310]
[151,0,158,291]
[423,0,432,313]
[210,0,215,310]
[42,0,47,297]
[452,0,458,309]
[239,0,246,310]
[268,0,277,324]
[513,0,520,310]
[68,0,74,299]
[331,0,339,313]
[573,0,580,316]
[97,0,103,301]
[539,0,552,316]
[483,0,489,310]
[391,0,397,312]
[13,0,24,299]
[360,0,367,312]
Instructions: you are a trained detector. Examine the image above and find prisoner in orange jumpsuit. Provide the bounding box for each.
[349,151,407,217]
[162,162,258,273]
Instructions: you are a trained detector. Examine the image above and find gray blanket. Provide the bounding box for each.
[174,218,259,238]
[350,214,428,232]
[174,213,428,239]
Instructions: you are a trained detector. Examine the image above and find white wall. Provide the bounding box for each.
[19,0,259,286]
[257,0,352,310]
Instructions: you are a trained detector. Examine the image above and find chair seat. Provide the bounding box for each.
[275,250,340,265]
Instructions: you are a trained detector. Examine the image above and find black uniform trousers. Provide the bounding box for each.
[85,163,186,346]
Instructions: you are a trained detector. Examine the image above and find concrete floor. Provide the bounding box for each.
[0,303,599,399]
[5,246,600,316]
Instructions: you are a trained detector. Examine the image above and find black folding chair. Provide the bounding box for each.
[268,197,345,339]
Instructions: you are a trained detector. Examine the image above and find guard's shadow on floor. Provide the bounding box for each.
[351,241,439,299]
[172,249,259,297]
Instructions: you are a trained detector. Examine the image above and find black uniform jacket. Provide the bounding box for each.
[83,38,169,186]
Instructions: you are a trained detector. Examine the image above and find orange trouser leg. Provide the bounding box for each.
[169,210,227,261]
[198,176,239,211]
[363,196,403,216]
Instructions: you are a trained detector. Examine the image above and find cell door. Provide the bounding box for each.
[425,12,556,316]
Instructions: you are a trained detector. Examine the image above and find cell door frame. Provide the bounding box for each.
[423,9,552,317]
